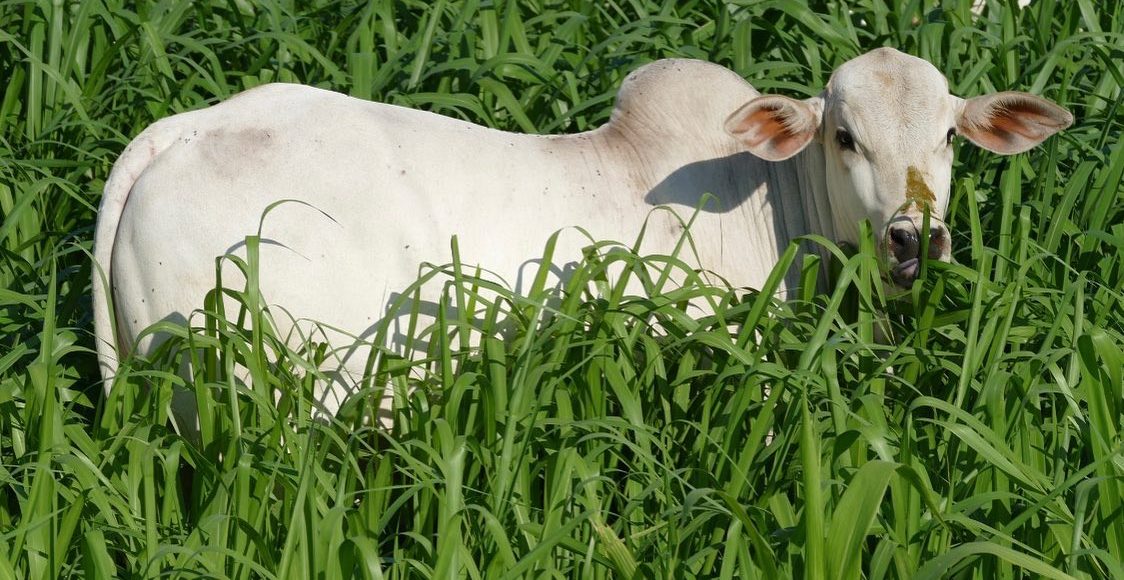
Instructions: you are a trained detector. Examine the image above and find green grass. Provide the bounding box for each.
[2,0,1123,577]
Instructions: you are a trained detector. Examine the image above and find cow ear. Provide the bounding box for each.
[725,95,823,162]
[957,92,1073,155]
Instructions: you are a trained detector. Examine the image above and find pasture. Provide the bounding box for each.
[1,0,1122,578]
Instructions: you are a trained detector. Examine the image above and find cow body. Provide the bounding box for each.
[94,50,1070,429]
[94,60,827,424]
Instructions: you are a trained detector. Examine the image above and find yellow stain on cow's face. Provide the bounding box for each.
[905,166,936,211]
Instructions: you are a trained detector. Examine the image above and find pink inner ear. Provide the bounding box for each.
[960,93,1073,154]
[993,101,1058,136]
[731,103,807,160]
[970,115,1023,151]
[750,107,795,146]
[727,95,819,161]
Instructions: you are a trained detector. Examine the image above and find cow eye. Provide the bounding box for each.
[836,129,855,151]
[946,128,956,145]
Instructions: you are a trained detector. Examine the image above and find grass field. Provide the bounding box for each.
[2,0,1123,577]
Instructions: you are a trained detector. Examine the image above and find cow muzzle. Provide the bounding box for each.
[887,221,949,288]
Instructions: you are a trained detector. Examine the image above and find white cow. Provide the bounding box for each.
[93,48,1070,429]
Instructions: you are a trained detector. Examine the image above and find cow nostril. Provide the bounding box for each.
[889,226,920,261]
[890,227,909,247]
[928,226,947,259]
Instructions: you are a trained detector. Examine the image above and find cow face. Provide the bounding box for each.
[724,47,1072,289]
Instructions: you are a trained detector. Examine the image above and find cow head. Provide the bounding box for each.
[724,47,1072,289]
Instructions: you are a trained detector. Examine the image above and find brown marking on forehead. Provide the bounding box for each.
[905,166,936,210]
[874,69,893,89]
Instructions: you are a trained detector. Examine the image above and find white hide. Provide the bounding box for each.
[93,49,1070,428]
[95,59,821,425]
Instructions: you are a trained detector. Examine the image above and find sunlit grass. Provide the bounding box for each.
[1,0,1122,577]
